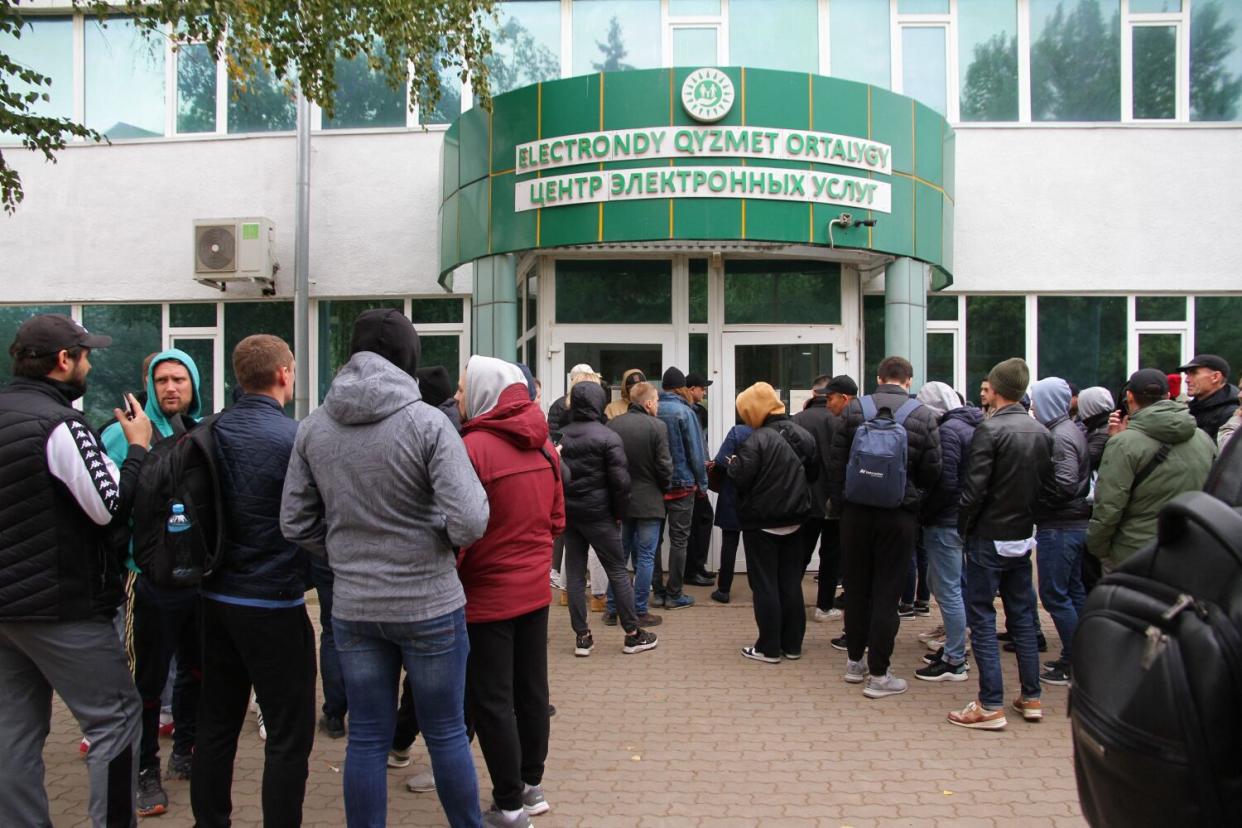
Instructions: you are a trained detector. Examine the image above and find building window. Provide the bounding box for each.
[667,0,723,66]
[80,304,163,427]
[1195,296,1242,388]
[556,260,672,324]
[966,295,1025,403]
[0,305,72,372]
[420,335,462,387]
[1136,295,1187,321]
[830,0,891,88]
[862,294,886,393]
[571,0,661,74]
[895,2,952,117]
[316,299,404,402]
[324,46,407,129]
[176,43,217,133]
[724,261,842,325]
[1031,0,1121,122]
[1038,296,1126,394]
[729,0,818,73]
[670,0,719,13]
[1125,1,1186,122]
[223,301,294,407]
[85,17,166,139]
[0,16,74,142]
[689,260,708,325]
[170,303,218,328]
[958,0,1019,121]
[1190,0,1242,121]
[228,59,296,133]
[488,1,562,95]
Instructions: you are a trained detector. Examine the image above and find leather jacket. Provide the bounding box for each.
[958,403,1054,541]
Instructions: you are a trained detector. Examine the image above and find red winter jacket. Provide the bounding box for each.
[458,384,566,624]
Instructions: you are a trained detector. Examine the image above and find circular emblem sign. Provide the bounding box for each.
[681,68,735,123]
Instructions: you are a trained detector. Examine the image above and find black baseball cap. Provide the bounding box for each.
[1126,368,1169,397]
[1178,354,1231,377]
[685,372,713,388]
[662,367,687,389]
[11,314,112,357]
[824,375,859,396]
[623,371,646,389]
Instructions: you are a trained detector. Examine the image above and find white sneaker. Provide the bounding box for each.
[918,625,946,643]
[844,658,866,683]
[923,637,946,651]
[406,768,436,792]
[863,671,909,699]
[388,748,411,768]
[549,567,564,590]
[813,607,842,622]
[256,708,267,741]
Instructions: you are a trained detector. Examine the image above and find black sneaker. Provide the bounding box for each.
[710,590,730,604]
[913,600,931,617]
[1003,633,1048,653]
[622,628,658,654]
[996,630,1013,642]
[603,612,618,626]
[915,657,968,682]
[165,750,192,780]
[136,767,168,817]
[1041,662,1072,686]
[574,632,594,657]
[897,603,915,619]
[319,714,346,739]
[922,646,945,665]
[830,634,849,651]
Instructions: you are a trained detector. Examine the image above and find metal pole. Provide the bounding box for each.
[293,89,311,418]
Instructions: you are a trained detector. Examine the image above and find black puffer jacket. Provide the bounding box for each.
[547,394,571,442]
[958,403,1054,541]
[559,382,631,522]
[829,384,942,514]
[1190,383,1240,442]
[792,401,840,518]
[728,415,818,530]
[920,406,983,526]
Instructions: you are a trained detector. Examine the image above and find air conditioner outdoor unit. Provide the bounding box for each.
[193,217,278,293]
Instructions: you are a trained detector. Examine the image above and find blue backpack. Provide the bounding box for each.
[844,396,922,509]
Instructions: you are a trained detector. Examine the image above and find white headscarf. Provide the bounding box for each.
[463,355,526,421]
[916,381,962,418]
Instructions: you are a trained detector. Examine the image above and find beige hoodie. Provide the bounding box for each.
[736,382,785,429]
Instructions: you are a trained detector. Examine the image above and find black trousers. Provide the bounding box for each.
[715,529,741,593]
[799,518,843,611]
[743,530,807,658]
[190,599,317,828]
[466,607,551,812]
[130,575,200,771]
[564,519,640,634]
[841,504,918,676]
[686,495,715,577]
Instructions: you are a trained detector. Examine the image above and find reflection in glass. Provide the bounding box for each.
[966,295,1025,402]
[690,333,708,382]
[317,299,404,402]
[410,298,463,324]
[902,27,948,115]
[223,302,293,409]
[565,343,664,393]
[1031,0,1121,122]
[899,0,949,12]
[673,27,717,65]
[172,338,215,416]
[325,47,406,129]
[927,294,959,321]
[927,332,955,387]
[863,294,886,393]
[0,17,74,142]
[689,260,708,324]
[724,262,842,325]
[1038,297,1126,394]
[487,1,561,95]
[82,304,162,428]
[420,335,461,388]
[572,0,661,74]
[1190,0,1242,121]
[229,60,296,133]
[170,303,217,328]
[1133,26,1177,119]
[730,0,818,73]
[830,0,891,88]
[85,17,165,138]
[958,0,1019,121]
[1194,296,1242,386]
[1136,295,1186,321]
[1130,0,1180,11]
[556,261,671,324]
[733,344,834,415]
[670,0,720,15]
[176,43,216,133]
[419,59,463,125]
[1138,334,1183,375]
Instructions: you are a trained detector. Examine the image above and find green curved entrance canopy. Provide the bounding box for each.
[439,67,954,285]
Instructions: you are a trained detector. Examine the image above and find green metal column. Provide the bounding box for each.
[884,257,927,389]
[470,255,518,360]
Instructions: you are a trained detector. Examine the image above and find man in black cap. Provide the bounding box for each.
[684,372,715,586]
[0,313,153,826]
[1179,354,1238,441]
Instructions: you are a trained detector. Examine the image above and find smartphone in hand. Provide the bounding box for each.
[121,393,136,420]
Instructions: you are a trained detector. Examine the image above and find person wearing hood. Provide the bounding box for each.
[604,368,645,421]
[558,381,659,658]
[727,382,818,664]
[1075,386,1115,474]
[1180,354,1239,441]
[913,381,982,683]
[547,363,598,442]
[281,309,490,828]
[1087,369,1216,573]
[99,347,206,816]
[455,356,564,828]
[1029,377,1091,686]
[418,365,463,433]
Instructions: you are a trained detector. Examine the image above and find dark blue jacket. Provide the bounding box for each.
[712,425,753,531]
[920,406,983,527]
[209,394,308,600]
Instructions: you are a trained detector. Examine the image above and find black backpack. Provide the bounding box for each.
[130,413,225,588]
[1070,436,1242,826]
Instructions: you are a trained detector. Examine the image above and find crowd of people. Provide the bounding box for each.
[1,308,1238,827]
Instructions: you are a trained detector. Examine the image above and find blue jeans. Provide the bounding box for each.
[310,557,347,719]
[333,609,481,828]
[965,537,1041,709]
[1036,527,1087,662]
[607,519,662,616]
[924,525,968,665]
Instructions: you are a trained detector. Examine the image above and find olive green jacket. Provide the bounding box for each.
[1087,400,1216,569]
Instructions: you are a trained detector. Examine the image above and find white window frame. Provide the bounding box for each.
[926,293,965,392]
[164,302,226,414]
[891,0,959,122]
[663,0,728,66]
[1127,294,1192,375]
[1121,0,1190,123]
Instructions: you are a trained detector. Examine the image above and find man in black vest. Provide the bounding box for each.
[0,314,152,827]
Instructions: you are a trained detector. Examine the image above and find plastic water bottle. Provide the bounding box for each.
[167,502,201,585]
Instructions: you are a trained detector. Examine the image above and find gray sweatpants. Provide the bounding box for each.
[0,617,142,828]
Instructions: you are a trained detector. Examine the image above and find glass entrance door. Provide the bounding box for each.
[549,328,676,412]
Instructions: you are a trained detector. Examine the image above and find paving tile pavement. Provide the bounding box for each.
[42,580,1085,827]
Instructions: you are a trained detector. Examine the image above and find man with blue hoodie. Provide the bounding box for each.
[1030,377,1091,686]
[101,348,205,816]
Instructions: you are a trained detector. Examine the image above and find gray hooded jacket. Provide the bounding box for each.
[281,351,489,624]
[1031,377,1091,528]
